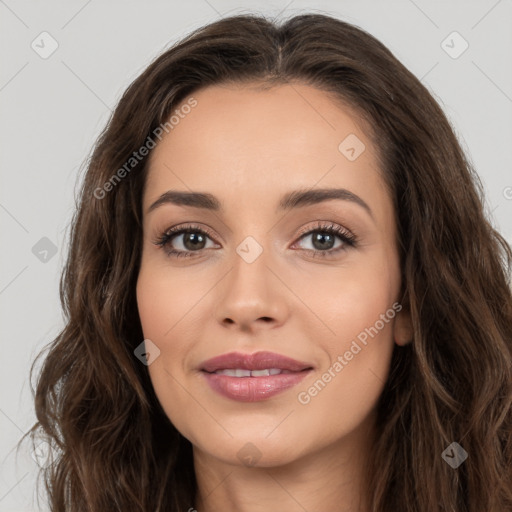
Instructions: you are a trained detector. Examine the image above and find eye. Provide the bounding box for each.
[152,224,217,259]
[292,222,357,258]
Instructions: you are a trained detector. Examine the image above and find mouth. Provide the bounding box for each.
[199,351,314,402]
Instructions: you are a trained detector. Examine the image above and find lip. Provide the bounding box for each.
[200,351,313,373]
[200,351,314,402]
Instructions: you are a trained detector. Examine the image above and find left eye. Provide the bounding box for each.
[295,230,344,252]
[154,227,217,257]
[292,224,357,257]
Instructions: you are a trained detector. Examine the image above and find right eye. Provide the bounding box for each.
[153,224,218,258]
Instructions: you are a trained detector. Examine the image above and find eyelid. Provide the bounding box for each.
[294,221,355,241]
[152,223,219,247]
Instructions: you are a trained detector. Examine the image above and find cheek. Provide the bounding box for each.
[135,265,191,387]
[136,274,172,339]
[292,255,398,423]
[136,261,207,339]
[297,254,398,350]
[136,266,203,393]
[136,266,202,439]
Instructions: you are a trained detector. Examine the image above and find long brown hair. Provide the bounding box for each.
[21,12,512,512]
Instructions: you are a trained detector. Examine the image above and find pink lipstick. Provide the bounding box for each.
[200,351,313,402]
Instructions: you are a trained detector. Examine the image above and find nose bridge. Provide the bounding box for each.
[225,205,291,290]
[228,232,273,298]
[223,200,275,266]
[213,229,288,329]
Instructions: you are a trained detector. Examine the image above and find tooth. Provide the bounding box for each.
[251,369,271,377]
[216,369,238,376]
[214,368,286,377]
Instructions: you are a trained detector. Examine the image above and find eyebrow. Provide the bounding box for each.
[147,187,373,218]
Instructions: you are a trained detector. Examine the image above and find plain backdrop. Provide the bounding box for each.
[1,1,511,510]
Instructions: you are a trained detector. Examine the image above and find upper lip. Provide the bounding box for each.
[200,351,313,373]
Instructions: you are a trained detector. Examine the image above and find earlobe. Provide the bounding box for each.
[393,308,413,346]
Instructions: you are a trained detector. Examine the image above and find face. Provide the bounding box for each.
[136,82,412,467]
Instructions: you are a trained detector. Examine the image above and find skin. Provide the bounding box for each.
[136,82,413,512]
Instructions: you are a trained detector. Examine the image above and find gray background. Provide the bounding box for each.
[1,0,511,510]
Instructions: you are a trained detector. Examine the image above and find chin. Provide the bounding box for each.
[194,432,305,468]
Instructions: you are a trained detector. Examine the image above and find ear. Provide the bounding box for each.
[393,308,413,346]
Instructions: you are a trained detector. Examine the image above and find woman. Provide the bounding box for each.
[23,12,512,512]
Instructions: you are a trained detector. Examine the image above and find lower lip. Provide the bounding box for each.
[201,370,311,402]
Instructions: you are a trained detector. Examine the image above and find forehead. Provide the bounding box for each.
[143,82,390,220]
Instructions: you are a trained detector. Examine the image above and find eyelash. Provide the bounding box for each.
[152,222,358,259]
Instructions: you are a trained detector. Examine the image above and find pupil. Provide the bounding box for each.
[313,232,333,250]
[184,233,205,250]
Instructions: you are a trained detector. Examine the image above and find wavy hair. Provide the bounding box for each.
[21,12,512,512]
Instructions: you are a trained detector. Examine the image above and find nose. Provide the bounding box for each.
[212,245,290,333]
